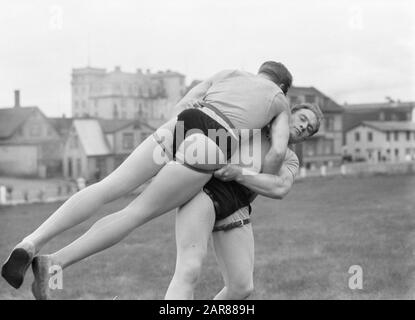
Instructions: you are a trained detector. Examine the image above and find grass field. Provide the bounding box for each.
[1,174,415,300]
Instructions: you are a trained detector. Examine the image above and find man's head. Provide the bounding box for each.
[288,103,324,144]
[258,61,292,95]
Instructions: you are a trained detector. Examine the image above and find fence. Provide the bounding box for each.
[1,161,414,206]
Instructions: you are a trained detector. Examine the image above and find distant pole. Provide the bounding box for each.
[300,167,307,178]
[0,185,7,205]
[320,165,327,177]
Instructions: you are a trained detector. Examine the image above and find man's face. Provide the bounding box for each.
[289,108,318,143]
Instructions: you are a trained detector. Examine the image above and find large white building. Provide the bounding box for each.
[345,121,415,162]
[71,66,186,125]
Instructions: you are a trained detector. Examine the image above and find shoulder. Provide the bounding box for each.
[272,92,290,112]
[210,69,239,81]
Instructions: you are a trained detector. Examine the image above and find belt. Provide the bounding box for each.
[194,102,239,141]
[212,218,251,232]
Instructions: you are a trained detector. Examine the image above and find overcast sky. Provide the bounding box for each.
[0,0,414,116]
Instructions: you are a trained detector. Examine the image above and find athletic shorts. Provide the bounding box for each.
[203,177,254,221]
[172,103,239,172]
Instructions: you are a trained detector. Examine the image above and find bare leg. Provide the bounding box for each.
[2,119,175,289]
[165,192,215,299]
[24,118,177,251]
[30,133,225,299]
[47,161,211,271]
[212,216,255,300]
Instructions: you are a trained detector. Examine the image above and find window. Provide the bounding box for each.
[379,112,385,121]
[386,132,390,141]
[394,131,399,141]
[47,126,54,136]
[325,116,334,131]
[324,140,334,155]
[395,149,399,157]
[77,158,82,177]
[113,104,118,119]
[305,95,315,103]
[70,136,78,149]
[290,96,300,105]
[368,132,373,142]
[141,132,148,143]
[30,124,41,137]
[355,132,360,142]
[406,131,411,141]
[355,148,360,154]
[122,132,134,149]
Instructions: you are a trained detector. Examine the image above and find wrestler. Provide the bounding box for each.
[2,62,293,299]
[165,103,323,299]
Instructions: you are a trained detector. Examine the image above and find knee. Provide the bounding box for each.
[175,252,206,285]
[227,280,254,299]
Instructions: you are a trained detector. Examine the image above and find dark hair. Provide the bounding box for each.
[258,61,293,94]
[291,103,324,136]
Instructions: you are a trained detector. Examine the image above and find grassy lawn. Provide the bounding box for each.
[1,174,415,300]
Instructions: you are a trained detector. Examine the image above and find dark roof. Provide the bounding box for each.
[150,70,185,79]
[351,121,415,132]
[98,119,155,133]
[49,118,74,137]
[0,107,38,138]
[288,86,344,113]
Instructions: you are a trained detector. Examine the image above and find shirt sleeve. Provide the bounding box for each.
[284,149,299,179]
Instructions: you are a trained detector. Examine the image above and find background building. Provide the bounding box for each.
[342,99,415,144]
[0,91,63,177]
[63,118,155,181]
[345,121,415,162]
[71,66,186,126]
[287,86,344,169]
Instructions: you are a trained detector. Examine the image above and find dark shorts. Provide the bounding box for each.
[172,105,239,170]
[203,177,254,221]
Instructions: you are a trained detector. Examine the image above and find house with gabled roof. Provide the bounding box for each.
[0,91,62,177]
[345,121,415,162]
[63,118,155,181]
[287,86,344,168]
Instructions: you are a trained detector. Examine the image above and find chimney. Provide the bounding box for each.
[115,66,121,72]
[14,90,20,108]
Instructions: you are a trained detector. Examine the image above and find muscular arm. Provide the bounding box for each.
[235,163,296,200]
[214,150,299,200]
[262,110,290,175]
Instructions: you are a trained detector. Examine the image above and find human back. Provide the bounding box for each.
[203,69,289,131]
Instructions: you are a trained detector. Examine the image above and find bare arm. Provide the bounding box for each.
[262,111,290,175]
[214,150,299,200]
